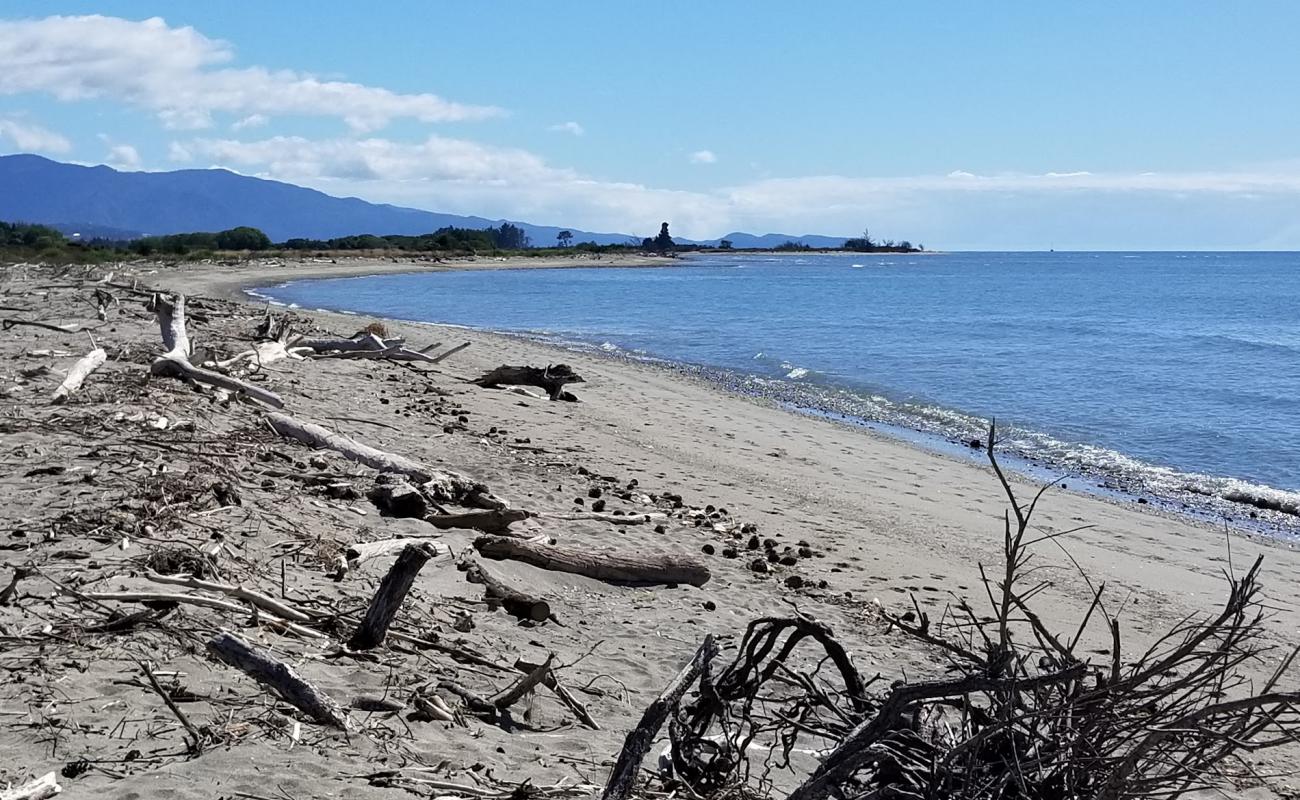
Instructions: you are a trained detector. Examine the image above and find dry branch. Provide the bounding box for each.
[85,590,324,639]
[474,534,710,587]
[207,630,352,730]
[50,347,106,403]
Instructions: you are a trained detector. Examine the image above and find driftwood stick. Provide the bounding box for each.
[140,661,204,753]
[267,412,504,508]
[430,341,471,364]
[0,772,62,800]
[601,635,719,800]
[348,542,437,650]
[474,535,710,587]
[293,333,403,353]
[207,630,352,730]
[50,347,106,404]
[144,572,312,622]
[85,591,325,639]
[2,318,83,334]
[463,559,551,622]
[493,654,553,709]
[513,656,600,729]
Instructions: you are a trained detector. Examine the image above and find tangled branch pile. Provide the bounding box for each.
[611,428,1300,799]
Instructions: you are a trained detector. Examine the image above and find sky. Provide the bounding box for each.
[2,2,1300,249]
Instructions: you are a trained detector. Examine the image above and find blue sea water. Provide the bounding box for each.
[257,252,1300,526]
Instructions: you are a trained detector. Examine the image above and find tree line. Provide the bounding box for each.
[0,219,923,264]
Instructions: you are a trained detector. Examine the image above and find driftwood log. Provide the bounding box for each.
[474,535,710,587]
[50,347,106,404]
[602,635,719,800]
[345,537,448,567]
[474,364,584,401]
[149,293,285,408]
[462,559,551,622]
[206,630,352,730]
[0,771,62,800]
[267,413,506,508]
[348,542,438,650]
[369,473,528,531]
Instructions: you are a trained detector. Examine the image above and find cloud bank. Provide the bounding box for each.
[0,15,501,131]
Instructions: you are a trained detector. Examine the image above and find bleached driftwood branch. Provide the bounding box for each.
[149,293,285,408]
[50,347,106,404]
[266,412,506,508]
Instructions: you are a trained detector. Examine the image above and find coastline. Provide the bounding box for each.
[243,255,1300,538]
[7,255,1298,795]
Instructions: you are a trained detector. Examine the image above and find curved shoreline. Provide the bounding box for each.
[238,255,1300,539]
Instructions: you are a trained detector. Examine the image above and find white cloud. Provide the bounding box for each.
[0,15,503,131]
[689,149,717,164]
[105,143,141,170]
[0,116,72,153]
[548,121,584,136]
[231,113,268,131]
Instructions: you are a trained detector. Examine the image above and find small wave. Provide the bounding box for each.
[599,341,620,352]
[850,264,865,269]
[786,367,810,380]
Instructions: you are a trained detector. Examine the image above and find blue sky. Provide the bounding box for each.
[3,2,1300,248]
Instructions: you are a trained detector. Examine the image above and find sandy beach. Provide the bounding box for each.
[3,255,1298,798]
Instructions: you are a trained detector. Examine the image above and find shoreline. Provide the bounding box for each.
[240,255,1300,539]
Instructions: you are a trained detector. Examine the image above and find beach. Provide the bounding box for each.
[2,254,1298,797]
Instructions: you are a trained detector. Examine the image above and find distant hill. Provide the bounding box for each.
[0,154,852,249]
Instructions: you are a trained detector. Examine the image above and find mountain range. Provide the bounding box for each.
[0,154,847,248]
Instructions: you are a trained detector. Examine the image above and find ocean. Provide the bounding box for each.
[255,251,1300,531]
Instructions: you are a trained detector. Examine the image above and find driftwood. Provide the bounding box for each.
[493,655,553,709]
[462,559,551,622]
[266,412,505,508]
[85,590,324,639]
[207,630,352,730]
[426,508,530,534]
[474,535,710,587]
[144,572,311,622]
[602,635,719,800]
[0,772,62,800]
[345,537,449,567]
[50,347,106,403]
[348,542,438,650]
[295,332,468,363]
[474,364,585,401]
[294,332,402,353]
[149,293,285,408]
[2,318,83,334]
[515,657,601,730]
[211,340,311,369]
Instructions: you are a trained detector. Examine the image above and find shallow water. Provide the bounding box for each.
[258,251,1300,525]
